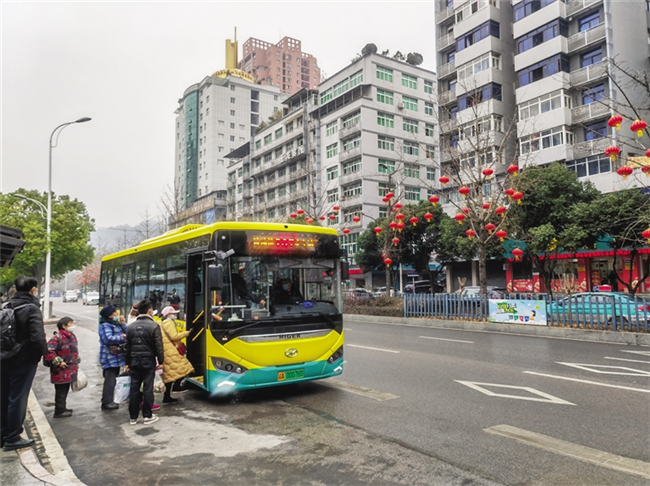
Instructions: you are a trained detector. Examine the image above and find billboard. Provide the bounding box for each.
[488,299,547,326]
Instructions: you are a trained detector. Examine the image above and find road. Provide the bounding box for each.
[30,301,650,485]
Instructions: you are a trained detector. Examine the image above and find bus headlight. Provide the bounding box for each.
[327,346,343,364]
[211,357,248,374]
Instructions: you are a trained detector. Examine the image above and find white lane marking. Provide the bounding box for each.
[485,424,650,480]
[557,362,650,376]
[524,371,650,393]
[347,344,400,354]
[622,350,650,356]
[605,357,650,364]
[419,336,474,344]
[455,381,574,405]
[324,380,399,401]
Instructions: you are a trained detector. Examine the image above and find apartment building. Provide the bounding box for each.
[435,0,650,195]
[239,36,321,94]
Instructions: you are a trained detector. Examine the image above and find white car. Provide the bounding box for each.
[83,291,99,306]
[63,290,78,303]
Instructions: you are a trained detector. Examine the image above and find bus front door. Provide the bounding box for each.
[185,252,207,388]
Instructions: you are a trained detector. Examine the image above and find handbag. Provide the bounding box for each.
[71,369,88,392]
[107,344,125,355]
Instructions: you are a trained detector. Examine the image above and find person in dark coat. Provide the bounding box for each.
[1,276,47,450]
[98,305,127,410]
[44,317,79,418]
[125,299,164,425]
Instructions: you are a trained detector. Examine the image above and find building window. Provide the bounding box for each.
[230,135,235,141]
[378,182,390,197]
[402,96,418,111]
[403,141,419,156]
[267,189,275,201]
[230,85,235,91]
[425,102,434,116]
[378,136,395,151]
[343,158,362,175]
[458,83,502,110]
[517,55,569,87]
[326,121,338,136]
[327,143,339,158]
[327,188,339,203]
[426,167,436,180]
[255,140,261,150]
[584,121,607,141]
[343,181,363,198]
[425,123,435,137]
[402,73,417,89]
[333,78,349,97]
[342,135,361,152]
[404,164,420,178]
[320,88,333,104]
[516,19,568,54]
[424,80,433,94]
[456,20,500,51]
[350,70,363,87]
[565,154,611,178]
[376,65,393,82]
[264,153,272,163]
[377,89,394,105]
[275,128,283,139]
[326,166,339,181]
[230,110,235,116]
[264,134,272,145]
[519,90,570,120]
[378,159,395,173]
[230,97,236,104]
[514,0,557,22]
[403,118,419,133]
[581,47,603,68]
[377,112,394,128]
[342,111,361,128]
[520,126,574,154]
[579,11,600,32]
[404,186,421,201]
[583,84,605,105]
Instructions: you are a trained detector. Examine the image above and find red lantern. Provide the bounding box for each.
[482,203,490,210]
[384,258,393,268]
[643,228,650,244]
[386,192,394,200]
[459,186,470,198]
[512,191,524,204]
[646,148,650,157]
[630,119,647,137]
[395,213,405,221]
[485,223,495,234]
[297,209,304,216]
[424,212,433,222]
[495,230,507,242]
[482,168,494,179]
[290,213,297,219]
[608,114,623,131]
[428,195,439,206]
[333,205,340,214]
[343,228,350,235]
[512,248,524,261]
[462,207,470,214]
[604,146,620,161]
[495,206,506,218]
[409,217,419,227]
[454,214,465,225]
[382,196,389,203]
[439,175,449,186]
[392,237,400,246]
[353,215,361,224]
[329,214,336,221]
[389,221,398,231]
[305,218,313,224]
[505,188,515,199]
[617,166,633,179]
[465,229,476,240]
[507,164,519,177]
[642,166,650,178]
[396,222,405,232]
[374,227,382,235]
[393,202,403,211]
[319,215,326,221]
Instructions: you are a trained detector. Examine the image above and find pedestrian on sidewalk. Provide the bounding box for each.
[98,305,127,411]
[125,299,164,425]
[126,303,139,325]
[44,317,79,418]
[158,306,194,404]
[1,276,47,451]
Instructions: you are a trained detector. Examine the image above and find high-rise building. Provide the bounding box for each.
[173,38,287,226]
[240,36,321,94]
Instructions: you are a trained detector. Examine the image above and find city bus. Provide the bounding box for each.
[99,222,346,393]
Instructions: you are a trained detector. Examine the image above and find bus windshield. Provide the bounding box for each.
[211,230,341,328]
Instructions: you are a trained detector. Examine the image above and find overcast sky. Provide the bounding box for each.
[2,1,436,228]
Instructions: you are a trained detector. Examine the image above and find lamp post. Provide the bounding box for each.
[9,194,47,218]
[43,117,91,319]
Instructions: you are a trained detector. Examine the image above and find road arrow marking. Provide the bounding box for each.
[455,381,575,405]
[485,424,650,479]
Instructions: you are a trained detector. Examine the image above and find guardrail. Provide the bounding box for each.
[404,293,649,332]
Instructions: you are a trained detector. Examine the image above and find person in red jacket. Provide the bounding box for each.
[44,317,79,418]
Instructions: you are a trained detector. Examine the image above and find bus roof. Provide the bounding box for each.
[101,221,339,262]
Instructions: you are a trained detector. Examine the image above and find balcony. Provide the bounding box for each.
[570,60,607,87]
[339,122,361,140]
[566,0,602,17]
[572,137,610,159]
[437,33,455,51]
[439,89,457,105]
[568,23,606,54]
[438,61,456,79]
[571,101,610,125]
[339,146,362,163]
[282,145,306,163]
[436,5,455,24]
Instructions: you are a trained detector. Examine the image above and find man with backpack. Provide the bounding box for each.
[0,276,47,450]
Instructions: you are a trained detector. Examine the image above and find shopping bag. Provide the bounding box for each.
[71,369,88,392]
[153,371,165,394]
[114,375,131,403]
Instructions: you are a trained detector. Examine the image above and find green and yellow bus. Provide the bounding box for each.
[100,222,346,393]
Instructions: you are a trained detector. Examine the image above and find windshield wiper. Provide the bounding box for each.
[226,320,266,336]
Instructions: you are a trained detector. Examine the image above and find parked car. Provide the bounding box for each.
[458,286,508,299]
[344,288,374,300]
[62,290,78,303]
[547,292,649,325]
[403,280,435,294]
[83,291,99,306]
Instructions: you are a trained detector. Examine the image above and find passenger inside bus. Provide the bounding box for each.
[270,278,304,306]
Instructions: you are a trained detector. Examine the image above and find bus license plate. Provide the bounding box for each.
[278,369,304,381]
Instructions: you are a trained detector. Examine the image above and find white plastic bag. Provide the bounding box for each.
[114,375,131,403]
[71,369,88,392]
[153,372,165,394]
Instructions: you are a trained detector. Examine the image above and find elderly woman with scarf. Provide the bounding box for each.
[98,305,127,410]
[45,317,79,418]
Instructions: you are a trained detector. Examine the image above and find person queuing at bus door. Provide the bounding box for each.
[271,278,304,306]
[98,305,127,411]
[127,304,139,325]
[1,276,48,451]
[44,317,79,418]
[232,266,266,308]
[158,306,194,403]
[125,299,164,425]
[169,289,181,310]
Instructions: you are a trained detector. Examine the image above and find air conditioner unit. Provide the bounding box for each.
[397,102,404,109]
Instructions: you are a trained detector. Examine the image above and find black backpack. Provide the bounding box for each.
[0,302,32,360]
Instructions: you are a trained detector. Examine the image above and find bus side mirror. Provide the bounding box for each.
[208,264,224,291]
[341,260,349,281]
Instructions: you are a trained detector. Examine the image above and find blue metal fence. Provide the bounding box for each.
[404,293,649,333]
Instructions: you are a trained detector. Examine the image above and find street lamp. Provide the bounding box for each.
[9,193,47,218]
[43,117,91,319]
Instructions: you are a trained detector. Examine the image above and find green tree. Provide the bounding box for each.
[507,163,601,296]
[0,189,95,290]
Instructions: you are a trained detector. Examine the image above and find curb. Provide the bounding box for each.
[344,314,650,346]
